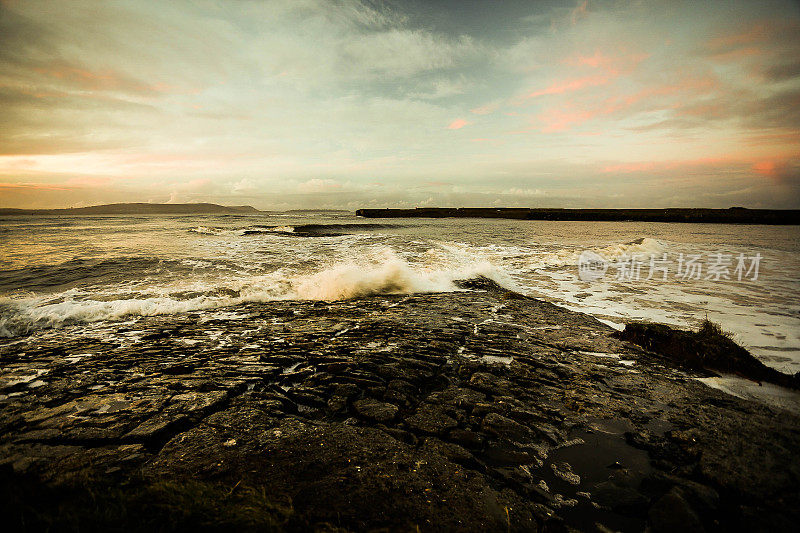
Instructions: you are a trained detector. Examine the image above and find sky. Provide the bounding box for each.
[1,0,799,210]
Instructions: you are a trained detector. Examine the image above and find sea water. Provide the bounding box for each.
[1,213,798,374]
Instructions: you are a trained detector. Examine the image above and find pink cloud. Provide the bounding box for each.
[533,72,722,133]
[601,162,658,173]
[707,21,770,50]
[523,51,648,103]
[526,75,610,99]
[709,47,762,63]
[537,107,606,132]
[563,50,614,69]
[563,50,648,73]
[470,103,499,115]
[447,119,469,130]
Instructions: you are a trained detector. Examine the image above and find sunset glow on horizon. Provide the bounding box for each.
[1,0,799,209]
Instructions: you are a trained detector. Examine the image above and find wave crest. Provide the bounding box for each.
[0,249,512,336]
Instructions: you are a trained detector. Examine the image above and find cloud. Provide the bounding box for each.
[0,0,798,209]
[232,178,258,193]
[340,30,478,78]
[297,178,342,193]
[525,75,611,99]
[570,1,589,26]
[470,102,500,115]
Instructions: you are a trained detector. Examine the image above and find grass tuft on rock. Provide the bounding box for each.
[697,318,730,339]
[615,320,799,389]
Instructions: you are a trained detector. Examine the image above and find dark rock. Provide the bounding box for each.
[421,438,474,464]
[616,322,799,389]
[648,488,705,533]
[352,398,398,423]
[1,289,798,532]
[404,403,458,435]
[469,372,513,394]
[592,480,649,516]
[447,428,486,450]
[481,412,533,443]
[641,472,719,516]
[483,442,538,465]
[453,276,507,292]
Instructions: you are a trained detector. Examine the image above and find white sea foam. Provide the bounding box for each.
[0,248,513,336]
[697,375,800,415]
[593,237,664,260]
[188,226,226,235]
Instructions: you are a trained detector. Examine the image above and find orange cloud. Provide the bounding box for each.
[447,119,469,130]
[601,156,797,180]
[0,182,69,191]
[63,176,112,187]
[753,160,781,178]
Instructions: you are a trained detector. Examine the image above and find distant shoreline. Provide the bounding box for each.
[0,203,260,216]
[356,207,800,225]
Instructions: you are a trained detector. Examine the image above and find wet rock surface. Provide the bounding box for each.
[1,289,798,531]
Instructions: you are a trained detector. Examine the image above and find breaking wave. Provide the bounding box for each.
[190,223,404,237]
[0,249,513,337]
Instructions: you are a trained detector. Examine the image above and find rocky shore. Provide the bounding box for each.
[1,285,798,532]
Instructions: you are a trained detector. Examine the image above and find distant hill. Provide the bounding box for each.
[0,203,261,216]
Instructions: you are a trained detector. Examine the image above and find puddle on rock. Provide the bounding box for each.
[536,420,654,532]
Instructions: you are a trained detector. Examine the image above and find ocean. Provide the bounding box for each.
[1,213,798,374]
